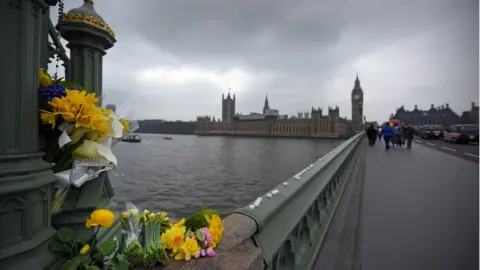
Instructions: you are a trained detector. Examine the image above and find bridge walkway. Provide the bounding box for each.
[314,141,478,270]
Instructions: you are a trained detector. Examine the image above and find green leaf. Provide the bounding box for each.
[56,228,76,243]
[98,240,117,257]
[184,209,219,230]
[79,255,91,264]
[115,258,131,270]
[93,252,104,263]
[57,81,86,91]
[195,229,203,242]
[49,238,71,253]
[60,257,81,270]
[84,266,101,270]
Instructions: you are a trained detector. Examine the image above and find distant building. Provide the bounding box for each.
[222,93,235,122]
[351,74,364,132]
[391,104,460,127]
[195,75,365,138]
[105,104,116,113]
[460,102,479,124]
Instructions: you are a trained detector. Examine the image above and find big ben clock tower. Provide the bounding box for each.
[351,74,364,132]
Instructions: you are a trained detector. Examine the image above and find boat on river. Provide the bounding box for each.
[162,136,173,140]
[122,134,141,143]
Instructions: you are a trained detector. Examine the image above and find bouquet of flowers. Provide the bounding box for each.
[119,203,225,268]
[38,68,136,213]
[120,203,171,268]
[163,209,224,261]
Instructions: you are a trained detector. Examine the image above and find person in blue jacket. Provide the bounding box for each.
[380,122,396,150]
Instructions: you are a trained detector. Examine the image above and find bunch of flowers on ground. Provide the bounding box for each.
[38,68,136,213]
[119,203,224,268]
[163,209,224,261]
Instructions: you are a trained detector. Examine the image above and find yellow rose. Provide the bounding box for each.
[39,68,53,88]
[79,244,90,255]
[85,209,115,228]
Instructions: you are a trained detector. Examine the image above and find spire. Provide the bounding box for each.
[354,73,361,89]
[263,94,270,114]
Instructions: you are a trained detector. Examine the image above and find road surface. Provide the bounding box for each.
[414,138,478,163]
[359,141,478,270]
[313,141,479,270]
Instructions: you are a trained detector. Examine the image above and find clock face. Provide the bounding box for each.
[353,94,360,100]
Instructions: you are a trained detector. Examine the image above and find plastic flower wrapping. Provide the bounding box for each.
[119,202,224,268]
[38,68,138,213]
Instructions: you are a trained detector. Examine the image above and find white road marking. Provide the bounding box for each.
[415,140,422,143]
[426,142,436,146]
[441,147,456,152]
[465,153,479,158]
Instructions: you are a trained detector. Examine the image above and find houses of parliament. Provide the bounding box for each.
[196,75,365,138]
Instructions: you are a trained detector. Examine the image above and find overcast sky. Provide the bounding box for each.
[49,0,478,122]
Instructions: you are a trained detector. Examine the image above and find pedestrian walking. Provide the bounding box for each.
[403,123,415,149]
[395,126,403,147]
[366,124,378,146]
[380,122,395,151]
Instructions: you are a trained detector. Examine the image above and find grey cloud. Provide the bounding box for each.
[49,0,478,121]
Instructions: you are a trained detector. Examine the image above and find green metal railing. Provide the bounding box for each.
[234,132,365,270]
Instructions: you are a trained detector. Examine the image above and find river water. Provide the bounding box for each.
[110,134,344,219]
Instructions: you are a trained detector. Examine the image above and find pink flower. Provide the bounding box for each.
[200,249,206,257]
[206,247,216,257]
[200,227,212,247]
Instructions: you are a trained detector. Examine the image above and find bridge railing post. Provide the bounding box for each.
[50,0,121,244]
[0,1,60,269]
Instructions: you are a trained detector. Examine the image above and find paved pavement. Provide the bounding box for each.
[358,142,479,270]
[413,138,479,163]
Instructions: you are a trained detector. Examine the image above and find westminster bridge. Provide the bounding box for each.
[0,1,478,270]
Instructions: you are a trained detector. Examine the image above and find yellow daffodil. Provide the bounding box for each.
[49,97,74,114]
[47,97,78,122]
[90,117,111,135]
[119,119,130,135]
[100,107,114,118]
[175,236,201,261]
[85,209,115,228]
[40,110,58,128]
[39,68,52,88]
[79,244,90,255]
[206,215,224,248]
[173,218,186,228]
[75,104,101,129]
[65,89,87,111]
[161,226,186,255]
[85,93,99,105]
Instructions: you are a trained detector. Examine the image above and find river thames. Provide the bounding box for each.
[110,134,344,219]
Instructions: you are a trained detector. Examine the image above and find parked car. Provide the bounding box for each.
[443,124,479,144]
[420,125,446,140]
[412,126,424,136]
